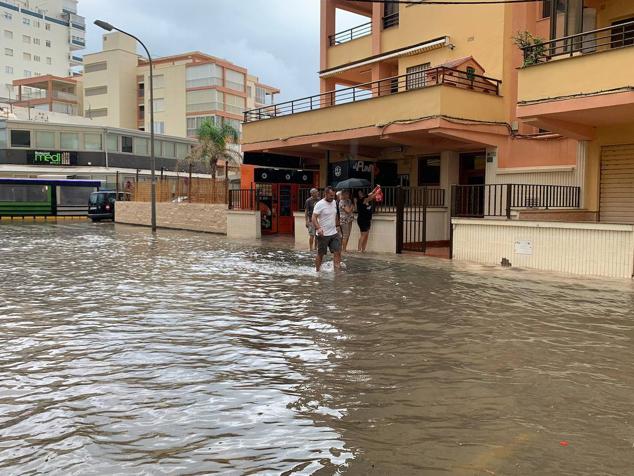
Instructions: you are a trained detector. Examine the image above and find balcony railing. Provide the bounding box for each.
[452,184,581,219]
[329,21,372,46]
[523,19,634,65]
[383,12,399,29]
[52,90,77,101]
[244,67,501,122]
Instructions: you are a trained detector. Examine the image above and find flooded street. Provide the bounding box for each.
[0,221,633,475]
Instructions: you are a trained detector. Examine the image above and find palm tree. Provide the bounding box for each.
[188,119,241,178]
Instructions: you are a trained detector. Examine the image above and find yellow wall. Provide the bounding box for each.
[596,0,634,28]
[518,47,634,103]
[243,86,505,145]
[139,63,188,137]
[326,35,372,69]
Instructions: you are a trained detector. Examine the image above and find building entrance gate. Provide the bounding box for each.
[396,187,445,253]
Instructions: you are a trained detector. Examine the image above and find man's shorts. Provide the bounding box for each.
[317,234,342,256]
[307,224,316,236]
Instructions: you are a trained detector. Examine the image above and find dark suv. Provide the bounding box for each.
[88,191,130,221]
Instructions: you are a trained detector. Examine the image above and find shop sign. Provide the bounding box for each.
[28,151,77,166]
[514,240,533,255]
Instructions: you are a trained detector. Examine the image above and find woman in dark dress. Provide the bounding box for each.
[356,187,379,253]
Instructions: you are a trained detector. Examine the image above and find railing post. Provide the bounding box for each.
[506,184,512,219]
[228,189,233,210]
[449,185,456,260]
[422,186,428,253]
[545,186,550,210]
[396,186,404,254]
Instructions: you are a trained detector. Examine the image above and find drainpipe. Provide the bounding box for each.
[104,128,109,169]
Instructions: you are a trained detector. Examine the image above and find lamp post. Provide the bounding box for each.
[94,20,156,232]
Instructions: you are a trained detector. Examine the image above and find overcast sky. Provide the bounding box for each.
[80,0,363,101]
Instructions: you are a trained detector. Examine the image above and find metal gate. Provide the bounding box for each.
[396,187,445,253]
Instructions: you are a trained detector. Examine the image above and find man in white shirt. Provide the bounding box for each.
[311,186,341,272]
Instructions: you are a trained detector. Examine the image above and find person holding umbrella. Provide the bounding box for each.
[356,185,381,253]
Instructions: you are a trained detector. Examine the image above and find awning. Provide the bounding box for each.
[319,36,450,79]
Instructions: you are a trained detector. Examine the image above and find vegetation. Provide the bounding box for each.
[184,120,241,178]
[513,31,546,66]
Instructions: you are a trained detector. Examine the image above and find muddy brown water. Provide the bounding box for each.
[0,222,633,475]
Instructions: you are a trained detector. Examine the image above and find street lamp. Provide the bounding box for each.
[94,20,157,232]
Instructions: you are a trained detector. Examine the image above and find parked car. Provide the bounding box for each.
[88,191,130,221]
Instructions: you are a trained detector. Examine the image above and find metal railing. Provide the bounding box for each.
[244,67,501,122]
[329,21,372,46]
[383,12,399,29]
[451,184,581,219]
[523,19,634,64]
[228,188,258,211]
[297,186,445,215]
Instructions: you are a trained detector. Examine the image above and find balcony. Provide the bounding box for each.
[382,12,399,30]
[243,67,503,146]
[329,21,372,46]
[517,20,634,135]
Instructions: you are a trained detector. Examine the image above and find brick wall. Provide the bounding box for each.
[115,202,227,234]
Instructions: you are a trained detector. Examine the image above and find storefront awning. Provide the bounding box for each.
[319,36,450,79]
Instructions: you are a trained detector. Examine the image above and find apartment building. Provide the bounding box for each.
[0,0,85,99]
[81,32,279,138]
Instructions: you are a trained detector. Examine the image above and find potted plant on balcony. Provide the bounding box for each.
[513,31,546,66]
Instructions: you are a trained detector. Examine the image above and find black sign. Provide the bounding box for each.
[28,151,78,166]
[255,168,313,184]
[245,152,308,169]
[329,160,398,186]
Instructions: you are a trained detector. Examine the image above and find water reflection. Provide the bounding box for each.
[0,222,633,475]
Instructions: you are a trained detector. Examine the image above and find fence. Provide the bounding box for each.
[228,188,258,210]
[132,177,228,204]
[451,184,581,219]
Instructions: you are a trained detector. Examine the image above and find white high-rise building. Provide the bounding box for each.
[0,0,85,99]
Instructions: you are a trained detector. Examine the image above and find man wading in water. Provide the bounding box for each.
[312,186,341,272]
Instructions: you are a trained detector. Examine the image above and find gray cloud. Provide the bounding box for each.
[81,0,366,101]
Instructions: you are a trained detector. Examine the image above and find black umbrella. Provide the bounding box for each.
[335,178,371,189]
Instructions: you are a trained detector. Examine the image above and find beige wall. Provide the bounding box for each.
[452,218,634,278]
[116,202,227,234]
[139,62,188,137]
[227,210,261,239]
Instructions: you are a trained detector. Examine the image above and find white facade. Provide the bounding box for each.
[0,0,85,98]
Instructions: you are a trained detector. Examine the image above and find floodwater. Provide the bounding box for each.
[0,222,633,475]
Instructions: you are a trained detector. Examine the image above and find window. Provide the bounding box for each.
[153,140,162,156]
[611,17,634,48]
[46,57,51,65]
[85,107,108,118]
[186,89,223,113]
[186,116,217,137]
[3,12,12,21]
[84,86,108,96]
[106,134,118,152]
[23,18,30,26]
[134,137,148,155]
[45,23,50,30]
[34,55,40,62]
[225,69,245,92]
[150,74,164,89]
[406,63,430,90]
[186,63,223,88]
[541,0,566,19]
[121,136,133,153]
[4,48,13,56]
[84,133,102,151]
[176,143,189,159]
[45,40,51,47]
[255,86,267,104]
[34,20,40,28]
[5,66,13,74]
[84,61,107,73]
[466,66,476,80]
[23,70,31,77]
[10,130,31,148]
[33,38,40,45]
[225,94,245,115]
[23,34,30,43]
[4,30,12,39]
[60,132,79,150]
[162,141,175,158]
[35,131,56,148]
[418,156,441,186]
[152,98,164,112]
[23,53,31,61]
[153,122,165,134]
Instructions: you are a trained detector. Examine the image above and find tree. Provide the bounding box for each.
[188,120,241,178]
